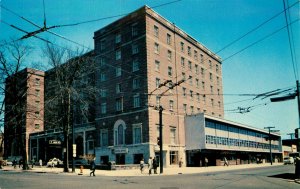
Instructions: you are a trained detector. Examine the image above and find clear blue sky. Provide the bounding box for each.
[1,0,299,139]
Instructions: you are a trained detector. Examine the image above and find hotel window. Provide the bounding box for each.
[100,89,107,97]
[100,73,106,82]
[168,66,173,77]
[189,76,193,85]
[114,123,125,145]
[181,57,185,67]
[115,97,123,112]
[154,43,160,54]
[133,94,140,108]
[167,50,172,61]
[194,50,198,60]
[100,57,106,66]
[217,89,220,95]
[35,89,40,97]
[180,42,184,52]
[188,61,192,70]
[182,72,186,81]
[133,124,142,144]
[156,78,160,88]
[200,54,204,63]
[211,99,214,107]
[155,60,160,71]
[132,44,139,54]
[116,67,122,77]
[187,46,191,56]
[196,93,200,101]
[35,111,40,118]
[35,124,40,129]
[167,33,171,45]
[210,85,213,94]
[156,96,161,106]
[197,108,200,113]
[100,129,108,146]
[190,106,194,115]
[216,64,219,72]
[115,33,121,43]
[202,81,205,90]
[183,104,187,114]
[100,39,105,51]
[169,100,174,111]
[217,76,220,85]
[132,23,138,36]
[35,78,40,86]
[154,25,159,37]
[101,103,107,114]
[132,59,139,72]
[218,101,221,108]
[201,68,205,78]
[170,151,178,165]
[190,90,193,100]
[182,87,186,97]
[203,95,206,103]
[195,64,199,74]
[209,60,212,69]
[210,73,213,81]
[196,78,199,88]
[170,127,176,144]
[116,83,122,93]
[116,49,121,60]
[133,78,140,89]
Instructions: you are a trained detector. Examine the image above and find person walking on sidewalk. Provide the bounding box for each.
[148,157,153,175]
[223,157,229,166]
[90,158,96,177]
[205,157,208,167]
[153,157,158,174]
[140,158,144,174]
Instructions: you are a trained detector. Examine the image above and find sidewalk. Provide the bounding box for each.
[0,163,285,177]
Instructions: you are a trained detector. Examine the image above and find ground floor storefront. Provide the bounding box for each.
[186,149,282,167]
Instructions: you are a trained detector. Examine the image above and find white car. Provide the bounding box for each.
[47,158,63,167]
[283,157,294,165]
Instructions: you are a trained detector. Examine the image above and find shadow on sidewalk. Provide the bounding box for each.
[268,173,296,180]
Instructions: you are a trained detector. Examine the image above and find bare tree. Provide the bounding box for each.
[43,43,97,172]
[0,40,33,170]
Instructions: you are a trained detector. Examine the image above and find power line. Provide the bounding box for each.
[48,0,182,28]
[282,0,299,81]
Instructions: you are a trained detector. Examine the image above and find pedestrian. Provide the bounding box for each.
[39,159,42,167]
[13,159,17,169]
[31,159,35,168]
[140,158,144,174]
[90,158,96,177]
[148,157,153,175]
[153,157,158,174]
[19,158,23,168]
[179,158,183,168]
[223,157,229,166]
[205,157,208,167]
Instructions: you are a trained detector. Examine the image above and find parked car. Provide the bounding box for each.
[47,158,63,167]
[283,157,294,165]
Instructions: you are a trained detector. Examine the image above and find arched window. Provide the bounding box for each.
[114,120,126,146]
[118,124,124,145]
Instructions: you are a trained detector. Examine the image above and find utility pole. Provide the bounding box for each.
[159,105,163,174]
[264,126,275,165]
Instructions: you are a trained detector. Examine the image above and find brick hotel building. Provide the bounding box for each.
[5,6,282,167]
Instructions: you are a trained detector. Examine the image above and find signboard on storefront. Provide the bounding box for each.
[49,140,61,145]
[113,147,128,154]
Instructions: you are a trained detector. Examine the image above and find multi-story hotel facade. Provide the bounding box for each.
[4,68,45,161]
[93,6,223,166]
[5,6,282,167]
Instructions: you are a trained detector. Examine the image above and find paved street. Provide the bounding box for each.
[0,164,299,189]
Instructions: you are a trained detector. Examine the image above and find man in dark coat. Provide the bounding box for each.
[90,159,96,176]
[153,157,158,174]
